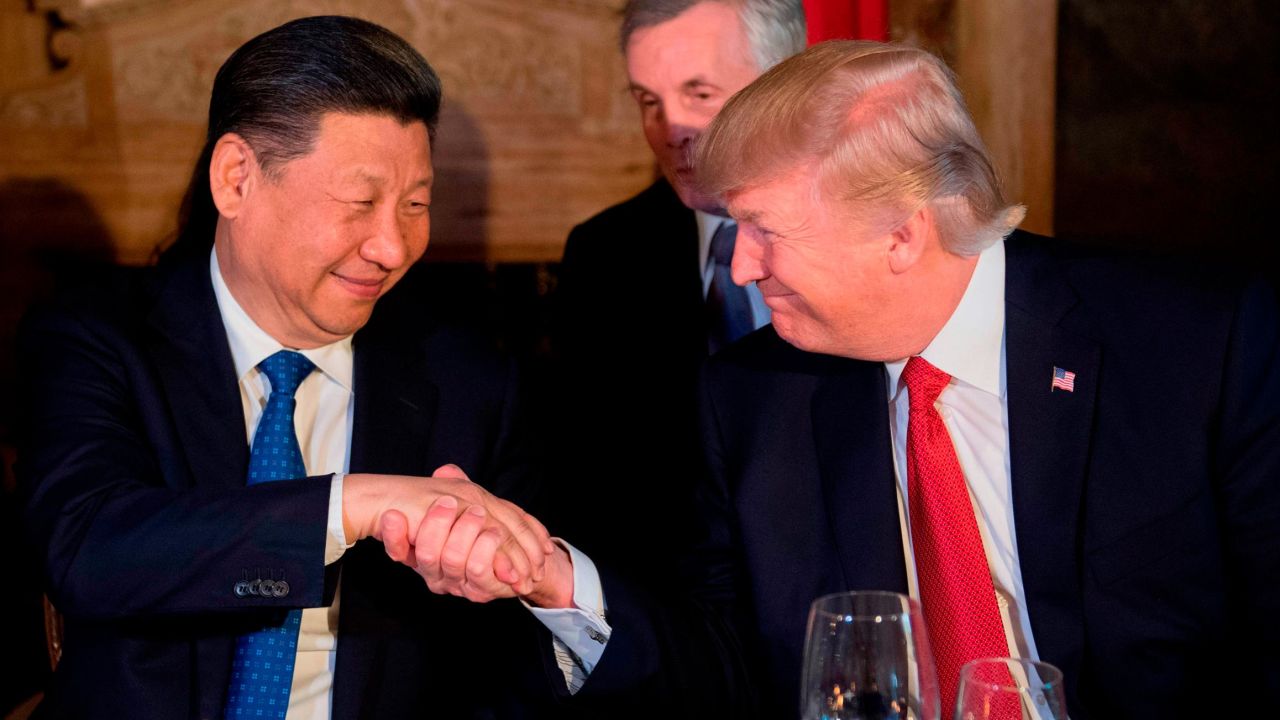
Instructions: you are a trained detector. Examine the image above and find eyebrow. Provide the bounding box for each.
[681,78,715,91]
[628,76,715,95]
[342,170,433,190]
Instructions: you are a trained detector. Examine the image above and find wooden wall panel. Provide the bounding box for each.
[0,0,654,265]
[890,0,1057,236]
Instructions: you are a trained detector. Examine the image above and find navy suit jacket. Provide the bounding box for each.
[18,247,556,719]
[549,179,708,579]
[579,232,1280,718]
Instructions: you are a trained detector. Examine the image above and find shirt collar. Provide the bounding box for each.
[210,248,354,391]
[885,239,1006,402]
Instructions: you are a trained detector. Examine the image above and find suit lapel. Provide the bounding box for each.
[652,180,709,356]
[1004,238,1098,694]
[146,250,248,492]
[145,249,248,715]
[331,313,438,720]
[812,359,910,595]
[346,327,437,477]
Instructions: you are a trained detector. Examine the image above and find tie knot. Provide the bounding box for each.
[258,350,315,399]
[709,221,737,267]
[902,355,950,408]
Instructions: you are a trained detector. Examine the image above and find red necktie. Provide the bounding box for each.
[902,356,1016,716]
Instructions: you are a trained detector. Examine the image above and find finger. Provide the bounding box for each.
[488,502,549,582]
[414,495,459,582]
[522,510,557,556]
[490,522,531,584]
[466,528,520,599]
[436,504,487,582]
[378,509,414,567]
[431,463,471,481]
[493,547,533,596]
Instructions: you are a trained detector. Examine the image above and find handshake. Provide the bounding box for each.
[342,466,573,608]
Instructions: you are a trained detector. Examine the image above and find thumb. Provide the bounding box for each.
[378,509,415,567]
[432,463,472,481]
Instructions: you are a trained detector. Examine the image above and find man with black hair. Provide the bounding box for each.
[18,16,564,719]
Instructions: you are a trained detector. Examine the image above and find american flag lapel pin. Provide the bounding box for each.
[1051,366,1076,393]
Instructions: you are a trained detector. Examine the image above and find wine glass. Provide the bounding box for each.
[800,590,941,720]
[954,658,1068,720]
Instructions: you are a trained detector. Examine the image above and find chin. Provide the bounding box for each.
[772,318,816,353]
[314,308,374,340]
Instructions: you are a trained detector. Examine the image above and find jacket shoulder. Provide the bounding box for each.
[564,180,690,248]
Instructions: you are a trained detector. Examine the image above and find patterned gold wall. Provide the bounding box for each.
[0,0,653,265]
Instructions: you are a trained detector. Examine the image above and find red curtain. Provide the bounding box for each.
[802,0,889,43]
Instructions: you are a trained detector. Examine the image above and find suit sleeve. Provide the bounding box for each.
[1213,279,1280,697]
[564,365,761,717]
[16,302,331,622]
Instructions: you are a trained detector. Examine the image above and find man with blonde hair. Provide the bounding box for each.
[679,40,1278,717]
[387,39,1279,719]
[444,39,1280,718]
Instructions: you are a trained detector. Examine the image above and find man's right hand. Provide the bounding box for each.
[342,467,554,595]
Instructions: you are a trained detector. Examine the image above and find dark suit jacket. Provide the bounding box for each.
[548,179,707,579]
[17,247,557,719]
[580,232,1280,718]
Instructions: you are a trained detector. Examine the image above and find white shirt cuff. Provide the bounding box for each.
[526,540,611,674]
[325,472,354,566]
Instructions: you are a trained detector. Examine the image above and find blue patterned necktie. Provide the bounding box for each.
[224,350,315,719]
[706,220,754,354]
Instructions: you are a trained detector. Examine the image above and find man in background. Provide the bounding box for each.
[549,0,806,589]
[18,16,566,719]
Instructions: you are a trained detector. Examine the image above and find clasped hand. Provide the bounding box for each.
[344,466,572,606]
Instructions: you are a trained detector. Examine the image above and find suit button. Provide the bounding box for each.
[234,580,250,597]
[273,580,290,597]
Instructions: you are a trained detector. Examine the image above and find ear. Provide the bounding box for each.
[885,205,937,274]
[209,133,259,219]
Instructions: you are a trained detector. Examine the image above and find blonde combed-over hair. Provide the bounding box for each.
[696,40,1025,255]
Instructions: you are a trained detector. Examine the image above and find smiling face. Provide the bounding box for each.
[213,112,433,348]
[726,167,898,358]
[625,1,761,213]
[726,165,970,361]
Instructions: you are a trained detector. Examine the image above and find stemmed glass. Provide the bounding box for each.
[800,591,941,720]
[953,658,1068,720]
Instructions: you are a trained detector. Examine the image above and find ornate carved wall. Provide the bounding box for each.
[0,0,651,265]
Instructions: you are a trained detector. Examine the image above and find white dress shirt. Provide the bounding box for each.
[211,250,354,720]
[696,211,772,331]
[883,240,1042,661]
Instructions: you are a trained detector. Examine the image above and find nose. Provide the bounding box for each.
[662,104,701,150]
[731,225,767,286]
[360,205,411,271]
[665,120,697,150]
